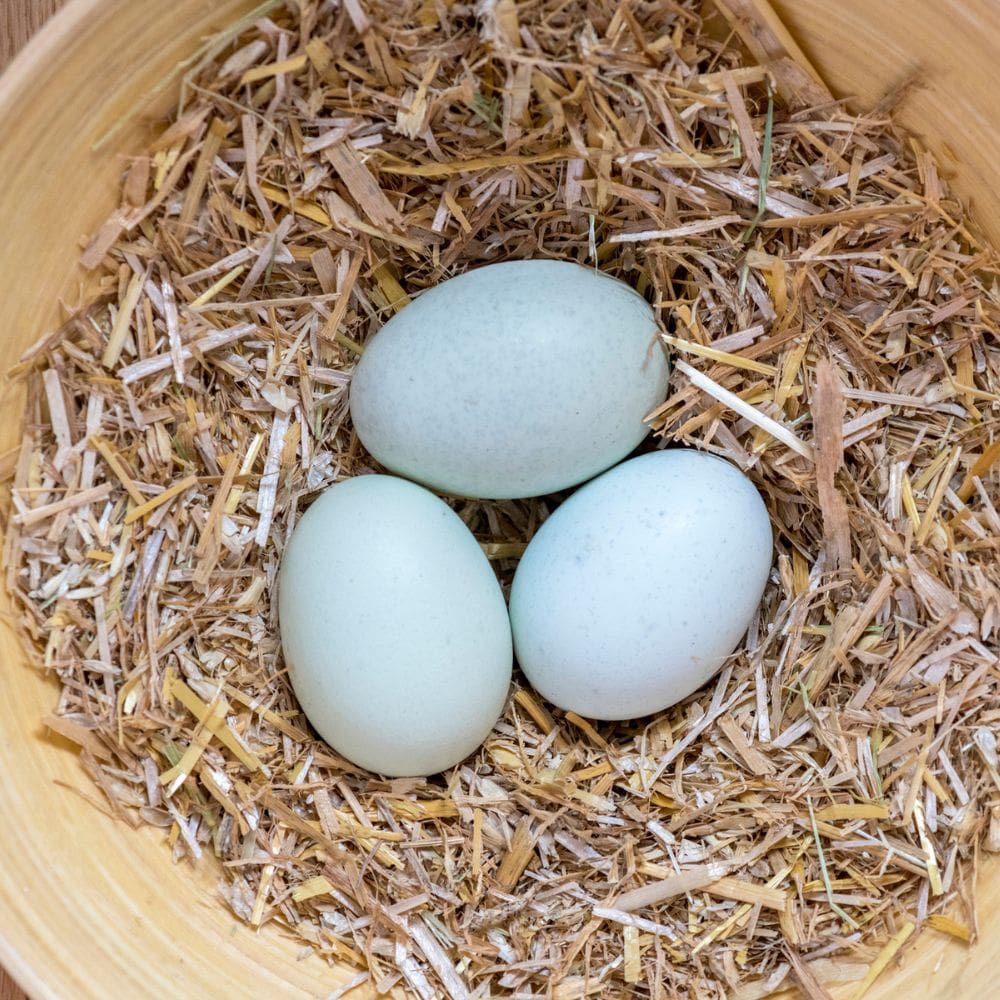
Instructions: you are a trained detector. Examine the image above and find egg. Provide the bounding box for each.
[349,259,669,499]
[509,450,773,721]
[278,475,512,776]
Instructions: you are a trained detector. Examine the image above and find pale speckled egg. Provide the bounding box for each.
[278,475,512,776]
[349,259,669,499]
[509,450,773,721]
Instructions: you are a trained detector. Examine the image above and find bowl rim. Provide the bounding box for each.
[3,3,1000,998]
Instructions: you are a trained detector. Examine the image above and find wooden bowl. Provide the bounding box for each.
[0,1,997,996]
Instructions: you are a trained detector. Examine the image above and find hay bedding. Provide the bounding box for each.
[5,0,1000,996]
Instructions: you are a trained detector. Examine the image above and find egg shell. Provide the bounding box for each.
[509,450,773,721]
[278,475,512,776]
[349,259,669,499]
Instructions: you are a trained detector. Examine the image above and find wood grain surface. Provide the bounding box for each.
[0,10,64,1000]
[0,0,63,70]
[0,970,25,1000]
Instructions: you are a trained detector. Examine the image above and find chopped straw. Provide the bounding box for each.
[3,0,1000,997]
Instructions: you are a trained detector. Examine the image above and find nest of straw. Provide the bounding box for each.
[5,0,1000,996]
